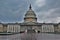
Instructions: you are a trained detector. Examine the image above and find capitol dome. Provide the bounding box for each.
[25,4,36,18]
[24,4,37,23]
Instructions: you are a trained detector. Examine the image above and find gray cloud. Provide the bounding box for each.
[0,0,60,23]
[32,0,60,23]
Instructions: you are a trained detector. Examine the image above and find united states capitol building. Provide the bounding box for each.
[0,4,60,33]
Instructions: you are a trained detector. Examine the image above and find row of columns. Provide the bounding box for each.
[7,25,20,33]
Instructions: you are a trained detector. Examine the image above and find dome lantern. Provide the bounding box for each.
[29,4,32,9]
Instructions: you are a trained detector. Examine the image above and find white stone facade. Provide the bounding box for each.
[0,24,3,32]
[7,24,20,33]
[42,24,54,32]
[57,24,60,32]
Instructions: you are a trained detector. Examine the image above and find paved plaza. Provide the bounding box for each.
[0,33,60,40]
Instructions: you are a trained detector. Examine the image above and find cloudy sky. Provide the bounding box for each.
[0,0,60,23]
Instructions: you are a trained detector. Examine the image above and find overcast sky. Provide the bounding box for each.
[0,0,60,23]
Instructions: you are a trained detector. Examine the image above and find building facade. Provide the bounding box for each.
[0,4,60,33]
